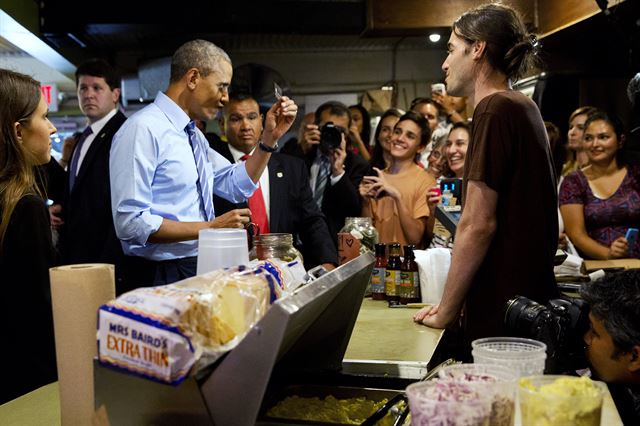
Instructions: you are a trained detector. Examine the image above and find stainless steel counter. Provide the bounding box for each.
[343,298,444,379]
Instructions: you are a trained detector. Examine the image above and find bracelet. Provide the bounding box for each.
[258,141,278,153]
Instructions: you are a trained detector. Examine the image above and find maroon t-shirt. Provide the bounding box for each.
[462,91,559,344]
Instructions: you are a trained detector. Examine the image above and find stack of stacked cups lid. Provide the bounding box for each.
[197,228,249,275]
[471,337,547,377]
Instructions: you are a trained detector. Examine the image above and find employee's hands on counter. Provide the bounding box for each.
[413,303,458,329]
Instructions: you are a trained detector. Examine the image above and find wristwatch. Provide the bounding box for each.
[258,141,278,153]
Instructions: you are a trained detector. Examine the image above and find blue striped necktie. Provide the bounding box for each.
[313,155,331,208]
[185,121,214,221]
[68,126,93,192]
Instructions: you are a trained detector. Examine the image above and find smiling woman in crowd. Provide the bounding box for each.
[443,122,469,179]
[560,110,640,259]
[0,69,59,403]
[561,106,597,177]
[359,111,435,247]
[369,108,403,171]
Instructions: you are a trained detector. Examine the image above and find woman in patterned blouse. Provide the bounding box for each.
[560,110,640,259]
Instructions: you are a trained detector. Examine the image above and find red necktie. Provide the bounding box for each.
[240,154,269,234]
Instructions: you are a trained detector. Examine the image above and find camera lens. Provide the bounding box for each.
[319,122,343,153]
[504,295,551,337]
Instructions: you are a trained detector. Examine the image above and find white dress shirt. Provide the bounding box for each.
[74,108,118,174]
[228,144,271,222]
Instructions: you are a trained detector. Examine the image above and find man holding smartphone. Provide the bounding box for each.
[414,3,560,351]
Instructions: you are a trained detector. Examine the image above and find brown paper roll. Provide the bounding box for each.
[49,264,115,426]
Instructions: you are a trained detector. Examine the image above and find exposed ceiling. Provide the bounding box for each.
[35,0,639,75]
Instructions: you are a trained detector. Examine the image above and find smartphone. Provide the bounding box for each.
[625,228,638,249]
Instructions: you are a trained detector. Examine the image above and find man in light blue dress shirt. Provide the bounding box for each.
[110,39,297,290]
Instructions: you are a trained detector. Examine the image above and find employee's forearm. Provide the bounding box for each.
[147,218,209,243]
[438,218,496,314]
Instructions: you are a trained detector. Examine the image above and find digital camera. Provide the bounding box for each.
[319,122,343,153]
[504,295,590,373]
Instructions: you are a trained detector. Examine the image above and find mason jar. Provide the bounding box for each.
[339,217,379,253]
[249,233,303,263]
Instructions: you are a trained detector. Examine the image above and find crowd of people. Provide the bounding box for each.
[1,2,638,419]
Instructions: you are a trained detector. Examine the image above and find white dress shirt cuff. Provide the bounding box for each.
[330,172,345,186]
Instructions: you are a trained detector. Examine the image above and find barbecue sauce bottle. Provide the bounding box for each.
[371,243,386,300]
[399,245,420,304]
[385,243,401,305]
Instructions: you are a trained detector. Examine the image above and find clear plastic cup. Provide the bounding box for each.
[471,337,547,377]
[518,375,606,426]
[197,228,249,275]
[406,380,492,426]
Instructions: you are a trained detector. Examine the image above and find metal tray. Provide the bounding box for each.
[258,384,404,426]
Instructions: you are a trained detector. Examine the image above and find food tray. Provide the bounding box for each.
[258,384,404,426]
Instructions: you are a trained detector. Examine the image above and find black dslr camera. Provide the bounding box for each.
[319,122,343,153]
[504,295,590,373]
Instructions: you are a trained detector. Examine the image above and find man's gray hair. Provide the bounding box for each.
[170,39,231,82]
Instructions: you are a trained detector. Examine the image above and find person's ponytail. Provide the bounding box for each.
[503,34,541,82]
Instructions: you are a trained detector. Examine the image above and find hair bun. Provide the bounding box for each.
[528,34,540,54]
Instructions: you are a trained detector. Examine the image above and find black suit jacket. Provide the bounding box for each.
[60,111,127,271]
[211,139,337,269]
[291,146,369,245]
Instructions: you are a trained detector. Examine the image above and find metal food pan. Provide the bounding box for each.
[258,384,404,426]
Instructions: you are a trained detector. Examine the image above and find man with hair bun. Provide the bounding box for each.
[415,3,559,349]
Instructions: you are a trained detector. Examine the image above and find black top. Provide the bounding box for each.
[0,195,57,403]
[59,111,127,286]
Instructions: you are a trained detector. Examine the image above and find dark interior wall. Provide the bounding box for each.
[535,0,639,135]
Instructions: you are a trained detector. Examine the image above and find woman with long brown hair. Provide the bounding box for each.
[0,69,58,403]
[560,111,640,259]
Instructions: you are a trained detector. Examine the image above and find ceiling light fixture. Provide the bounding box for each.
[429,33,441,43]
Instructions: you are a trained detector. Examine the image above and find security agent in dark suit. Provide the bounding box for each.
[293,101,369,245]
[211,93,337,270]
[52,59,127,288]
